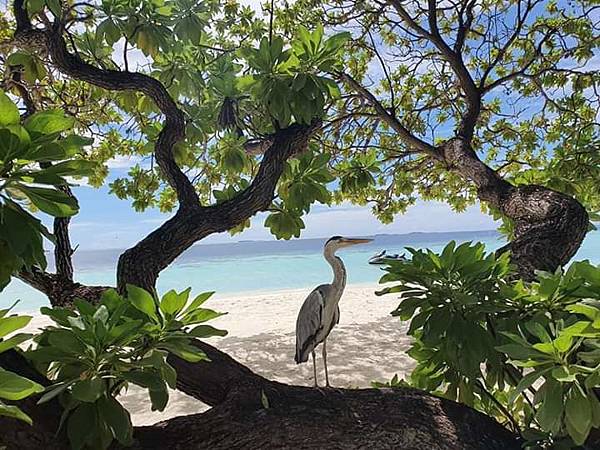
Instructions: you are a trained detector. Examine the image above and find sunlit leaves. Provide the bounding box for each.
[240,28,349,127]
[279,149,333,214]
[264,208,305,240]
[0,91,94,288]
[0,91,19,126]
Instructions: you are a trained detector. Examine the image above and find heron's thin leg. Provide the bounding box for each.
[323,340,330,387]
[311,350,318,387]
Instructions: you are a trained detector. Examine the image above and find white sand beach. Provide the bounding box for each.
[23,284,414,426]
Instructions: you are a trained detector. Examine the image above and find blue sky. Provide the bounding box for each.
[65,175,497,250]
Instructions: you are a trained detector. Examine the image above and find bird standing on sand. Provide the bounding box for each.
[294,236,372,387]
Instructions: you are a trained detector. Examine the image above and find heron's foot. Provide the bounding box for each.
[312,386,327,396]
[325,383,344,393]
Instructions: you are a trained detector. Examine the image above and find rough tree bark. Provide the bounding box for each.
[0,340,521,450]
[439,138,588,280]
[0,1,587,449]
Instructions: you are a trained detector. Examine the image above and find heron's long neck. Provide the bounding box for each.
[324,247,346,296]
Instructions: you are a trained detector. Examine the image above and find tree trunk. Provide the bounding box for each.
[130,386,520,450]
[0,342,521,450]
[440,138,588,280]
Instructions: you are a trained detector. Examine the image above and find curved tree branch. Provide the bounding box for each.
[387,0,481,139]
[116,121,320,292]
[13,0,198,210]
[12,0,321,295]
[336,72,439,157]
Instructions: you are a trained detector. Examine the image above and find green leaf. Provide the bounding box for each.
[189,324,228,338]
[551,366,577,382]
[536,380,563,434]
[183,308,225,325]
[524,321,552,343]
[567,304,600,321]
[495,343,548,360]
[149,385,169,411]
[532,341,557,355]
[24,109,74,135]
[47,329,87,354]
[67,403,97,450]
[565,386,592,445]
[46,0,62,17]
[37,381,74,404]
[0,129,26,161]
[160,289,189,316]
[182,291,215,314]
[0,333,31,353]
[0,400,33,425]
[34,160,97,181]
[509,368,550,404]
[40,306,75,327]
[0,370,44,400]
[97,396,133,445]
[0,91,20,126]
[122,370,164,391]
[553,333,573,353]
[18,185,79,217]
[126,285,159,322]
[158,341,206,362]
[0,315,31,338]
[71,377,105,403]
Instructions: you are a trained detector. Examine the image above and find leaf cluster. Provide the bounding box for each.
[377,242,600,448]
[28,286,226,450]
[0,303,44,425]
[0,91,96,288]
[239,26,349,128]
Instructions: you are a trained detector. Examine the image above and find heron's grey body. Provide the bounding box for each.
[294,285,342,363]
[294,236,371,387]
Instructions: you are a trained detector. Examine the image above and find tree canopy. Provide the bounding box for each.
[0,0,599,448]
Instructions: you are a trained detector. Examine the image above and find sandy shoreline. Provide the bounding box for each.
[22,284,414,426]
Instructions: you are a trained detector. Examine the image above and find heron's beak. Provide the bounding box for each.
[341,238,373,246]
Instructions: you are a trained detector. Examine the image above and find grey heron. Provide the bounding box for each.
[294,236,373,387]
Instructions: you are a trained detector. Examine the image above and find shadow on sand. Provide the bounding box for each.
[121,316,414,425]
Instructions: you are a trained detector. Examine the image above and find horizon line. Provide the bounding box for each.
[55,228,501,253]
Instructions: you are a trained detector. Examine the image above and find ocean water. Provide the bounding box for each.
[3,229,600,312]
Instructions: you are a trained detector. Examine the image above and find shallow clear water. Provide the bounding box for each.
[3,229,599,312]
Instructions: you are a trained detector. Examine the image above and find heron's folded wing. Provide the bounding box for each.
[294,286,328,363]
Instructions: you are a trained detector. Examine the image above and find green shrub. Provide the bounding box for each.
[376,241,600,448]
[28,286,227,450]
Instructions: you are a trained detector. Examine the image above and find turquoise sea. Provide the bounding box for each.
[3,229,600,312]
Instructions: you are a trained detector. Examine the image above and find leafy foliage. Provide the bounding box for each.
[239,26,349,127]
[29,287,226,450]
[377,242,600,448]
[0,302,44,425]
[284,0,599,225]
[1,1,598,243]
[0,90,95,288]
[266,147,334,239]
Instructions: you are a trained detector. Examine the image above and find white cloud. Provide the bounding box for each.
[106,155,140,169]
[111,38,152,71]
[65,176,93,188]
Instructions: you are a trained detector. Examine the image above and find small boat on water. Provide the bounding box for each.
[368,250,407,265]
